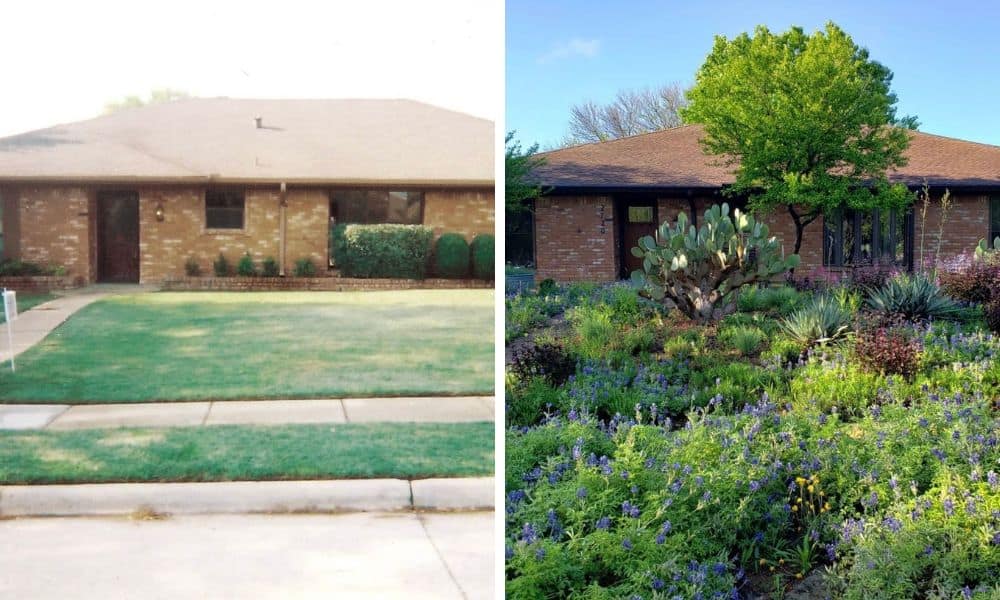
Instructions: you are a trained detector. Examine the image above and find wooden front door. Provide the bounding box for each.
[97,191,140,283]
[619,199,657,278]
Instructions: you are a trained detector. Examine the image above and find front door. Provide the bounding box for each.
[97,191,140,283]
[618,199,657,278]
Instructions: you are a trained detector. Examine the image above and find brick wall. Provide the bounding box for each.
[535,196,616,282]
[912,193,989,270]
[13,186,93,281]
[759,206,824,272]
[423,189,494,240]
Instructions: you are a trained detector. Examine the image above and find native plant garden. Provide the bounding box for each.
[504,211,1000,598]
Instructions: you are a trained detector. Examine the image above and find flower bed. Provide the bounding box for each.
[505,276,1000,598]
[0,275,82,292]
[161,276,492,291]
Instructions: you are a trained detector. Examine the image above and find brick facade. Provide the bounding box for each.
[535,196,617,282]
[423,189,495,240]
[4,184,494,284]
[534,193,991,283]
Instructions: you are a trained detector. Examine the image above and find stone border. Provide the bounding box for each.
[0,477,493,517]
[161,276,493,291]
[0,276,83,292]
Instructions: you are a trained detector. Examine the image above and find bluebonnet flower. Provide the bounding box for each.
[943,498,955,517]
[576,487,588,499]
[505,546,513,560]
[749,479,761,492]
[961,586,971,599]
[595,516,611,530]
[535,547,546,561]
[622,538,633,550]
[652,578,665,591]
[655,533,666,545]
[988,471,998,488]
[621,501,640,518]
[520,523,538,544]
[883,516,902,533]
[923,545,934,556]
[713,563,727,576]
[752,531,764,544]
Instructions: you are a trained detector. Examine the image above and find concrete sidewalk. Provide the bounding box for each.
[0,293,106,363]
[0,395,494,430]
[0,477,494,517]
[0,511,493,599]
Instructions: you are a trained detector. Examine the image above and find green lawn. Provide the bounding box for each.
[0,292,55,324]
[0,422,493,484]
[0,290,494,403]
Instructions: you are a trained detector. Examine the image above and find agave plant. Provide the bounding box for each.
[780,294,854,348]
[866,274,960,321]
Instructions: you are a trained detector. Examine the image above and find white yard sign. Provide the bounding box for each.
[2,289,16,371]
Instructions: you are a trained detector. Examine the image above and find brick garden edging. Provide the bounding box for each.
[0,276,83,293]
[161,276,493,291]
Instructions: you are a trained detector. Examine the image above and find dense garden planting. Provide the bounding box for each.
[505,237,1000,597]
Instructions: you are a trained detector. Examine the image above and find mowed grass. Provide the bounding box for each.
[0,290,493,403]
[0,422,493,484]
[0,292,55,324]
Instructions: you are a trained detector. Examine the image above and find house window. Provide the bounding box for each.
[506,204,535,266]
[628,206,654,223]
[205,189,245,229]
[823,207,912,268]
[990,196,1000,243]
[329,190,423,225]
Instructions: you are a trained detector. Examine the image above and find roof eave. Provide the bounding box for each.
[0,175,494,188]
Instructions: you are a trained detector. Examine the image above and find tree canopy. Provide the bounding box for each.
[564,83,686,146]
[104,88,190,114]
[505,131,547,213]
[682,22,916,254]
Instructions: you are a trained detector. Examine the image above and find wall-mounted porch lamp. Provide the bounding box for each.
[155,201,165,222]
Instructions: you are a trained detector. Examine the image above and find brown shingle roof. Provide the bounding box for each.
[535,124,1000,189]
[0,98,493,186]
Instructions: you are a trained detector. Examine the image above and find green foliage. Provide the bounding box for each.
[505,378,568,428]
[682,22,914,253]
[738,285,804,315]
[631,203,800,323]
[470,234,495,280]
[434,233,471,278]
[0,259,61,277]
[292,258,316,277]
[505,131,548,213]
[780,293,855,349]
[866,273,960,321]
[336,224,433,279]
[719,324,766,356]
[236,252,256,277]
[212,253,230,277]
[183,257,201,277]
[789,358,886,416]
[973,236,1000,262]
[260,257,280,277]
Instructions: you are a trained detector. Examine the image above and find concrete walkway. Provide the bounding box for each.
[0,477,494,517]
[0,511,493,599]
[0,396,494,430]
[0,284,155,363]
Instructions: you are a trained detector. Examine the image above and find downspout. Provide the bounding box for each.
[279,182,287,276]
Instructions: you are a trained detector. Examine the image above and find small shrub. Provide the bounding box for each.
[338,224,433,279]
[780,294,854,349]
[293,258,316,277]
[938,259,999,304]
[434,233,471,278]
[183,257,201,277]
[505,378,566,427]
[508,342,576,387]
[470,234,494,280]
[719,325,766,356]
[568,304,617,360]
[849,266,894,291]
[789,360,884,416]
[213,253,230,277]
[984,300,1000,334]
[0,259,57,276]
[236,252,256,277]
[866,273,960,321]
[537,278,558,296]
[854,326,921,378]
[261,256,280,277]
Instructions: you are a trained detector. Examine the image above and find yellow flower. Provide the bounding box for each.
[807,485,814,493]
[792,505,799,512]
[759,558,767,566]
[795,477,806,485]
[796,573,803,580]
[778,559,785,565]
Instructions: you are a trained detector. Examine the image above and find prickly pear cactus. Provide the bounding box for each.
[630,203,800,322]
[973,236,1000,262]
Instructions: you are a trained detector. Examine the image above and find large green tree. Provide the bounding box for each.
[104,88,189,114]
[682,22,916,255]
[505,131,547,213]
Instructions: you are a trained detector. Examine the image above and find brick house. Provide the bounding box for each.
[0,98,494,284]
[511,124,1000,282]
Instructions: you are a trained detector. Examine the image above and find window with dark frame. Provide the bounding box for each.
[990,195,1000,244]
[505,204,535,266]
[823,207,913,268]
[205,189,245,229]
[328,190,424,225]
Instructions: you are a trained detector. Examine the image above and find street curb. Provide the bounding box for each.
[0,477,494,517]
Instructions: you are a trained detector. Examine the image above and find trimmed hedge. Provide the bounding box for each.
[434,233,470,278]
[470,234,494,280]
[333,224,433,279]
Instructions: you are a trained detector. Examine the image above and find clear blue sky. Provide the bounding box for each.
[507,0,1000,150]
